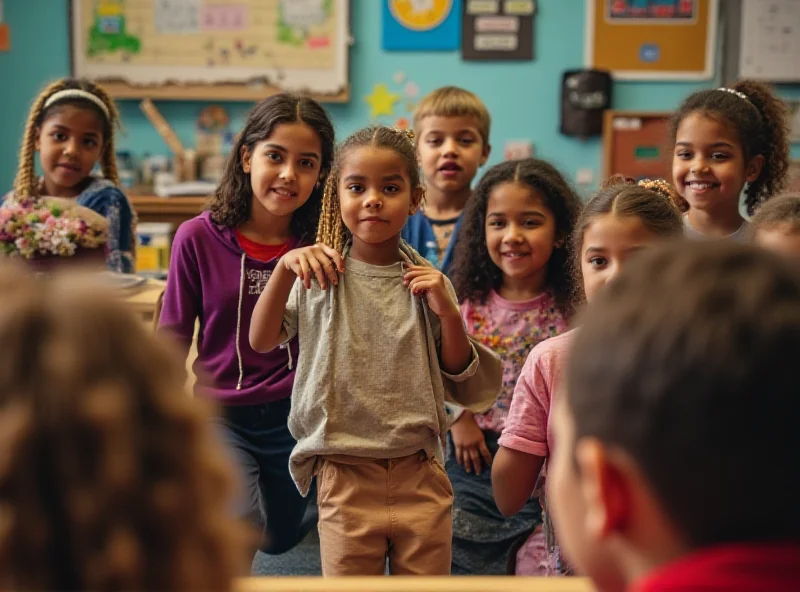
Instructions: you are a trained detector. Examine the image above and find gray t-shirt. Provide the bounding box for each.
[683,213,749,242]
[282,242,500,496]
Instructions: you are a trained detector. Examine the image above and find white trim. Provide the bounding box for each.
[585,0,719,81]
[71,0,350,95]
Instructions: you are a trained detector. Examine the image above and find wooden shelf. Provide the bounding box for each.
[130,194,209,227]
[103,81,350,103]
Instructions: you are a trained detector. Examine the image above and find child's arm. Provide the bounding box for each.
[450,410,493,475]
[404,264,471,374]
[493,448,545,516]
[492,348,552,516]
[250,243,344,353]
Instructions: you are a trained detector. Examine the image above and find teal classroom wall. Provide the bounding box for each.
[1,0,798,193]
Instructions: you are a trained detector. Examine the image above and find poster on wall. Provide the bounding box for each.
[0,1,9,52]
[607,0,696,20]
[462,0,536,61]
[382,0,462,51]
[739,0,800,82]
[586,0,717,80]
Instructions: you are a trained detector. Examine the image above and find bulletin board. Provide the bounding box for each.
[739,0,800,82]
[70,0,350,102]
[602,111,672,181]
[586,0,718,80]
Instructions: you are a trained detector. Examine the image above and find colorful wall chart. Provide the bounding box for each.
[382,0,461,51]
[71,0,349,94]
[586,0,717,80]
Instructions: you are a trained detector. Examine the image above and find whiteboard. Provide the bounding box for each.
[71,0,349,95]
[739,0,800,82]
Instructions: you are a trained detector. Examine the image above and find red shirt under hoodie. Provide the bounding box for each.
[632,543,800,592]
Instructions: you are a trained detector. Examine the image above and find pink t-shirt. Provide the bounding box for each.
[460,290,568,434]
[500,328,577,576]
[498,329,576,459]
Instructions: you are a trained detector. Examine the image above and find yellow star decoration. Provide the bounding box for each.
[365,83,399,119]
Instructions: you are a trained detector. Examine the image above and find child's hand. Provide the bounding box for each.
[450,410,492,475]
[403,265,459,319]
[282,244,345,290]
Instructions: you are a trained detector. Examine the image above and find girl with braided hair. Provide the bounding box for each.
[671,80,790,241]
[250,125,501,576]
[494,176,685,577]
[5,77,136,272]
[158,94,334,563]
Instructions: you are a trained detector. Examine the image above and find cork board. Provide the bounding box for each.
[586,0,718,80]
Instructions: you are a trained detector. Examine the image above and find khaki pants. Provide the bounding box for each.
[316,451,454,576]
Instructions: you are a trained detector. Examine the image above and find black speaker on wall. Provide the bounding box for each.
[560,69,612,138]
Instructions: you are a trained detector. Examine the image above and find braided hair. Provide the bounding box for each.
[316,126,424,252]
[13,78,122,199]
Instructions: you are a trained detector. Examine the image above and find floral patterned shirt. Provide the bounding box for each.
[460,290,568,434]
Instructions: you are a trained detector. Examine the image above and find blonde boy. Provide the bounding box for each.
[402,86,491,274]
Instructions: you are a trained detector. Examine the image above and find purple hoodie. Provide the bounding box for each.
[158,211,299,405]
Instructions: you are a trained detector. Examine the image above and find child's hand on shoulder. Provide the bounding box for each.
[282,243,345,290]
[403,265,459,319]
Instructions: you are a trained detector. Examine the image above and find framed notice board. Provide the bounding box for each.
[70,0,350,102]
[602,111,672,181]
[586,0,718,80]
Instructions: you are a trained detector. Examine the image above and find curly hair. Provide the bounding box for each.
[571,176,684,304]
[750,193,800,234]
[208,94,335,244]
[0,263,252,591]
[669,80,790,215]
[316,126,423,252]
[13,78,122,199]
[450,159,581,315]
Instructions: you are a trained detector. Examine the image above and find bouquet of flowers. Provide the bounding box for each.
[0,196,108,259]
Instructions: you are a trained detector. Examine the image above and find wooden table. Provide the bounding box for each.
[236,578,594,592]
[123,278,166,323]
[130,194,209,227]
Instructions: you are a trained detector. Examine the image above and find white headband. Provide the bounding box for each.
[43,89,110,120]
[716,87,750,103]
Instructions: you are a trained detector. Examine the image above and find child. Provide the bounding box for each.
[402,86,491,274]
[249,125,502,576]
[8,77,137,273]
[446,158,581,575]
[158,94,335,559]
[671,80,790,241]
[751,193,800,259]
[550,241,800,591]
[493,177,684,576]
[0,262,251,591]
